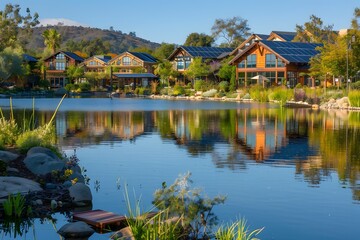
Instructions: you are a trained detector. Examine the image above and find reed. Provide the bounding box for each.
[215,218,264,240]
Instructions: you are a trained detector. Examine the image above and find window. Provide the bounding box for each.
[177,61,184,70]
[56,53,65,60]
[238,60,245,68]
[55,62,65,70]
[185,57,191,69]
[246,55,256,68]
[265,54,276,68]
[132,59,139,65]
[277,59,285,67]
[122,57,131,65]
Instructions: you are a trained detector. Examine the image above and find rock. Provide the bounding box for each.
[57,221,95,239]
[69,183,92,205]
[0,176,43,198]
[24,153,65,176]
[45,183,57,190]
[33,199,43,206]
[51,199,58,209]
[27,146,59,159]
[6,167,19,173]
[70,165,82,174]
[63,181,73,188]
[69,172,85,184]
[0,150,19,164]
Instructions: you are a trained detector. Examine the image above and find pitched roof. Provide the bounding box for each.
[128,52,158,63]
[168,46,234,60]
[230,34,269,55]
[23,54,38,62]
[44,51,84,62]
[269,31,297,41]
[94,55,112,63]
[229,40,322,65]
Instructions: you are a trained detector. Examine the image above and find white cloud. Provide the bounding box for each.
[39,18,89,27]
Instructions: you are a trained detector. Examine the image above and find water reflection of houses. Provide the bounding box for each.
[56,111,154,147]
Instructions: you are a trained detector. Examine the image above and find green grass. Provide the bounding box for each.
[348,90,360,107]
[215,218,264,240]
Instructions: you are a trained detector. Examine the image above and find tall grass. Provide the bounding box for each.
[0,95,66,152]
[348,90,360,107]
[268,87,293,105]
[248,85,270,102]
[215,218,264,240]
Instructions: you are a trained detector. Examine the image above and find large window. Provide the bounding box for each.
[265,54,276,68]
[277,60,285,67]
[56,53,65,60]
[246,55,256,68]
[177,60,184,70]
[55,62,65,70]
[122,57,131,65]
[238,60,245,68]
[184,57,191,69]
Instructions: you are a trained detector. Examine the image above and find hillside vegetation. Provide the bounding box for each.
[19,25,160,54]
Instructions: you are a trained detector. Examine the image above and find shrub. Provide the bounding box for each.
[39,80,50,89]
[348,90,360,107]
[294,88,307,102]
[249,85,269,102]
[65,83,76,92]
[351,81,360,90]
[202,89,217,97]
[218,81,229,92]
[79,82,91,92]
[0,118,18,146]
[194,80,206,91]
[16,125,57,153]
[269,87,293,105]
[172,85,185,96]
[153,172,226,239]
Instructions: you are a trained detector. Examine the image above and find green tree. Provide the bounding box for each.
[184,57,210,83]
[154,60,178,86]
[184,33,214,47]
[211,16,250,48]
[0,4,39,51]
[66,65,84,84]
[0,47,25,83]
[42,28,61,54]
[293,15,337,44]
[153,43,175,60]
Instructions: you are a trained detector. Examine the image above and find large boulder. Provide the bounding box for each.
[24,147,64,176]
[69,183,92,205]
[57,221,95,239]
[0,150,19,164]
[0,176,43,199]
[24,153,65,176]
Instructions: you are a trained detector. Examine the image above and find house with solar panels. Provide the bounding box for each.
[229,40,322,88]
[80,55,112,73]
[44,51,84,88]
[108,51,158,89]
[167,46,234,82]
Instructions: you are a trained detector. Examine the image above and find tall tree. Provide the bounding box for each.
[211,16,250,48]
[0,47,25,83]
[66,65,84,83]
[293,15,337,44]
[42,28,61,54]
[154,60,178,86]
[0,4,39,51]
[183,57,210,82]
[153,43,176,60]
[184,33,214,47]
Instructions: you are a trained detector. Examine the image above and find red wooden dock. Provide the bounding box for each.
[73,209,127,230]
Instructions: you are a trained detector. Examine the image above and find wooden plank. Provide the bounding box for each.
[73,209,127,230]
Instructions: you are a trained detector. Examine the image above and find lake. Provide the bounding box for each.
[0,97,360,240]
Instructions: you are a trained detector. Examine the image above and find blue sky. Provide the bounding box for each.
[1,0,359,45]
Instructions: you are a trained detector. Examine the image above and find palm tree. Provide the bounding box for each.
[42,29,61,54]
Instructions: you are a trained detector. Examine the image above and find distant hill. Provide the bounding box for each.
[21,25,160,54]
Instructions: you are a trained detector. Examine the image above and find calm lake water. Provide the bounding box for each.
[1,97,360,240]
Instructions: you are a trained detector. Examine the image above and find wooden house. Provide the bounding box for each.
[229,40,322,87]
[44,51,84,88]
[80,55,112,73]
[108,52,158,89]
[167,46,234,82]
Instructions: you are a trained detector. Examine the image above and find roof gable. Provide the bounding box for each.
[128,52,157,63]
[23,54,38,62]
[230,33,269,55]
[44,51,84,62]
[168,46,234,60]
[268,31,297,42]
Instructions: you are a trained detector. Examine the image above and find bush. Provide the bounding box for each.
[294,88,307,102]
[249,85,269,102]
[351,81,360,90]
[202,89,217,97]
[39,80,50,89]
[269,87,293,105]
[218,81,229,92]
[64,83,76,92]
[194,80,206,91]
[79,82,91,92]
[16,125,56,153]
[172,85,185,96]
[0,119,18,146]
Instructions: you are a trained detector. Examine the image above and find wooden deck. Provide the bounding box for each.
[73,209,127,230]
